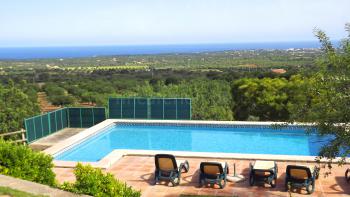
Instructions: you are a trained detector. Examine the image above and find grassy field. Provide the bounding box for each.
[62,65,149,71]
[0,49,320,71]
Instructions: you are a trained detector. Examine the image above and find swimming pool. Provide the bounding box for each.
[55,122,329,162]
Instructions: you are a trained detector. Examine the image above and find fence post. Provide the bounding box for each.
[162,98,165,120]
[40,115,44,138]
[147,98,151,119]
[175,99,178,120]
[190,99,192,120]
[92,108,95,125]
[80,108,82,128]
[67,108,70,128]
[48,112,51,134]
[133,98,136,119]
[21,129,26,145]
[120,99,123,119]
[60,109,63,129]
[24,119,29,142]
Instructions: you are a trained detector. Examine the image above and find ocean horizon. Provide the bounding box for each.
[0,41,324,60]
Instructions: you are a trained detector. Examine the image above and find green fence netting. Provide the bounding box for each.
[68,107,106,128]
[25,97,189,143]
[25,108,69,143]
[108,97,191,120]
[25,107,106,143]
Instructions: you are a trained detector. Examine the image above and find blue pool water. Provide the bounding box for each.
[55,124,329,162]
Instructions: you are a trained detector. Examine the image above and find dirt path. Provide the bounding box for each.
[37,92,61,113]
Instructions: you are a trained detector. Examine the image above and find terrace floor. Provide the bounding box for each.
[54,156,350,197]
[29,128,85,151]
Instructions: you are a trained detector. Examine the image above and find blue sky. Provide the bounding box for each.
[0,0,349,47]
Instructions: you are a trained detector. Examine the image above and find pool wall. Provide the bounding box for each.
[44,119,345,169]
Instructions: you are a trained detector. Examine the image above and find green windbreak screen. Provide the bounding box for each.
[25,118,35,142]
[25,108,68,143]
[68,108,81,127]
[93,108,106,124]
[81,108,93,128]
[25,107,106,143]
[177,99,191,119]
[55,109,63,131]
[150,98,163,119]
[164,99,177,119]
[33,116,43,139]
[67,107,106,128]
[41,114,50,137]
[49,112,57,133]
[121,98,134,119]
[62,108,68,128]
[135,98,148,119]
[108,98,191,120]
[109,98,121,118]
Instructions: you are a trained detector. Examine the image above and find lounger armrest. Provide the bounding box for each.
[224,162,228,174]
[178,160,189,172]
[214,162,228,180]
[178,163,185,174]
[249,162,253,172]
[274,162,278,174]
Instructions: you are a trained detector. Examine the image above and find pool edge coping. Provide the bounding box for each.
[53,149,350,169]
[45,119,348,169]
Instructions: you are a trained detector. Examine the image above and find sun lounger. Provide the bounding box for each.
[249,160,278,188]
[154,154,189,186]
[285,165,319,194]
[199,161,229,189]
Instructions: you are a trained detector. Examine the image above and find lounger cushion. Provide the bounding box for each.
[253,160,275,170]
[290,165,314,180]
[253,160,275,176]
[205,161,227,168]
[202,162,227,175]
[159,158,176,171]
[255,171,271,176]
[204,165,220,175]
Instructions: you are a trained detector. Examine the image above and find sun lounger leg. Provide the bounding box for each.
[306,179,315,194]
[346,169,350,182]
[154,170,159,185]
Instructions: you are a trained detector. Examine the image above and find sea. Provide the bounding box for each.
[0,41,323,60]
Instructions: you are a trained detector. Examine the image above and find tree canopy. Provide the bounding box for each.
[0,81,40,134]
[290,24,350,163]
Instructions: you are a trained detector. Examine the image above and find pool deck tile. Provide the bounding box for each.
[54,155,350,197]
[29,128,85,151]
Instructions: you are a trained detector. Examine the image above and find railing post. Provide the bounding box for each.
[21,129,26,145]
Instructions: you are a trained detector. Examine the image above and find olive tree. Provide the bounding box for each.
[291,24,350,164]
[0,81,40,134]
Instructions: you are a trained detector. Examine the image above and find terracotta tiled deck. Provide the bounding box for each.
[54,156,350,197]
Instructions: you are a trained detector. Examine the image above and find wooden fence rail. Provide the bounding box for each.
[0,129,26,145]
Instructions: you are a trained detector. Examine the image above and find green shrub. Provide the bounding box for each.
[0,140,56,186]
[61,163,141,197]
